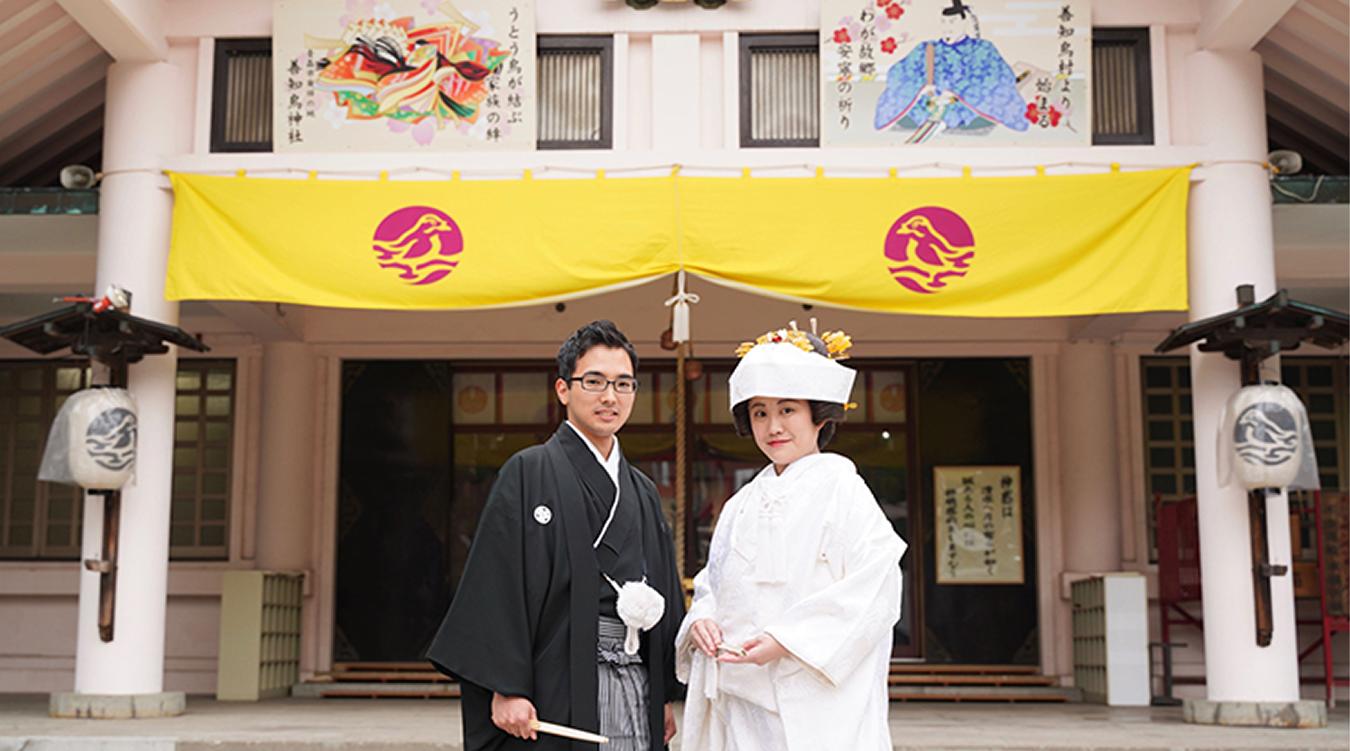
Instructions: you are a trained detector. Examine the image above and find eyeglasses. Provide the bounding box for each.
[567,373,639,394]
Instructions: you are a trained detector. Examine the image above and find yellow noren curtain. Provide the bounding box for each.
[167,167,1190,317]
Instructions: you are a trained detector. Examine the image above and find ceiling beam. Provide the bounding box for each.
[9,128,103,187]
[1265,90,1350,162]
[1267,118,1348,175]
[1198,0,1299,50]
[0,69,106,145]
[55,0,166,62]
[1263,66,1350,136]
[0,0,56,38]
[0,102,103,180]
[1258,39,1350,111]
[1299,0,1349,32]
[0,37,107,111]
[0,12,82,81]
[1277,5,1350,63]
[0,2,68,68]
[0,70,104,164]
[1262,28,1349,87]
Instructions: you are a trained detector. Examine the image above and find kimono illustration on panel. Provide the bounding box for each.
[675,453,907,751]
[874,34,1028,138]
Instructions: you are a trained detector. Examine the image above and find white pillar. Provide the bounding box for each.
[1059,341,1123,574]
[255,342,316,571]
[1184,49,1300,708]
[63,57,193,716]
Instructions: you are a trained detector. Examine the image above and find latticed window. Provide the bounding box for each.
[1141,358,1196,499]
[1092,28,1154,145]
[1282,359,1348,493]
[1281,359,1348,562]
[171,360,236,559]
[0,363,88,558]
[1140,357,1195,563]
[740,33,820,148]
[212,38,273,153]
[0,360,236,560]
[538,36,613,149]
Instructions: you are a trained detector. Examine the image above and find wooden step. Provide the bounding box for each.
[333,661,431,671]
[328,669,450,683]
[889,685,1079,702]
[322,661,448,684]
[304,662,1072,703]
[887,674,1057,687]
[294,681,462,699]
[889,663,1040,675]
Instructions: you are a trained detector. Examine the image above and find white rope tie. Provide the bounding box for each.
[664,270,701,344]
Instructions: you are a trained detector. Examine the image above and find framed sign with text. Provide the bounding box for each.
[934,465,1024,584]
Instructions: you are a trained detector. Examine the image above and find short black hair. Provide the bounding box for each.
[556,320,639,381]
[732,399,846,449]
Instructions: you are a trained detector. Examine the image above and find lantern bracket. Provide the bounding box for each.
[0,301,207,643]
[1156,286,1348,647]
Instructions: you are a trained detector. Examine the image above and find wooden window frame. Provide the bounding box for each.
[170,359,237,560]
[1091,27,1154,146]
[537,34,615,150]
[0,359,238,561]
[739,32,820,149]
[211,37,273,154]
[0,361,88,560]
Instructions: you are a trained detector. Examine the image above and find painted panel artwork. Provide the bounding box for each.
[821,0,1091,147]
[934,465,1024,584]
[273,0,535,151]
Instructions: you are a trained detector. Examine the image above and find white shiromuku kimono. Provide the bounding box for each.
[675,452,907,751]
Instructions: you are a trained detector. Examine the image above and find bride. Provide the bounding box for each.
[675,324,907,751]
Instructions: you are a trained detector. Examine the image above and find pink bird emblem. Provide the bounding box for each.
[371,206,464,286]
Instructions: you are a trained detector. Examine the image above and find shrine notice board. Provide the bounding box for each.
[934,465,1024,585]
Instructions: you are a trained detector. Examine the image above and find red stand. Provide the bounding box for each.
[1305,491,1349,707]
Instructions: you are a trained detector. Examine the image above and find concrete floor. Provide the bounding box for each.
[0,695,1346,750]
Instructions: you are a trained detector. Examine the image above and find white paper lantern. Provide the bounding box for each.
[1224,384,1306,490]
[38,388,138,490]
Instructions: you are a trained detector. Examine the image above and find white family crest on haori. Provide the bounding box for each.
[532,504,553,525]
[38,388,138,490]
[1219,384,1320,491]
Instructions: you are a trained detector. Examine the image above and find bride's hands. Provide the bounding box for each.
[718,634,789,666]
[689,619,724,657]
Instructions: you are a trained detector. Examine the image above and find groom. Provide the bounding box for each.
[428,320,684,750]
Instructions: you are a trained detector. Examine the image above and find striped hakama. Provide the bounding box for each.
[597,615,650,751]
